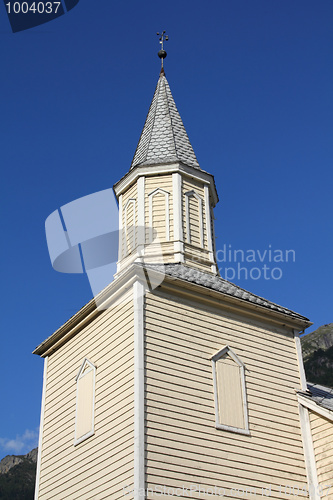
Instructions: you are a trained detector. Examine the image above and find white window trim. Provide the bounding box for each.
[124,198,136,256]
[294,329,308,391]
[185,190,203,247]
[74,358,96,446]
[211,345,250,435]
[148,188,170,242]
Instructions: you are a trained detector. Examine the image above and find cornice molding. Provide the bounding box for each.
[113,162,218,206]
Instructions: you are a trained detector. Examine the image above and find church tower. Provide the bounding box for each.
[114,65,218,276]
[34,43,324,500]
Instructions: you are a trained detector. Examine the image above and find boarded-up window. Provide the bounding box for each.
[149,188,170,243]
[185,190,203,247]
[211,346,249,435]
[124,198,136,255]
[74,359,96,445]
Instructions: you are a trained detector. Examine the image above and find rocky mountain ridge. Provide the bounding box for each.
[0,448,37,475]
[301,323,333,388]
[0,448,37,499]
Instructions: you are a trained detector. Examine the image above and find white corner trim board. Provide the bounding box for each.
[133,280,145,498]
[298,404,321,500]
[34,356,48,500]
[294,329,308,391]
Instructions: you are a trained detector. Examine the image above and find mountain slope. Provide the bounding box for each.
[0,448,37,500]
[301,323,333,388]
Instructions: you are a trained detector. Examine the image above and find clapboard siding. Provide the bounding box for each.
[146,416,303,459]
[37,294,135,500]
[144,290,308,499]
[309,410,333,499]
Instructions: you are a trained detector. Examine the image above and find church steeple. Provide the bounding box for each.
[131,72,200,170]
[113,55,219,275]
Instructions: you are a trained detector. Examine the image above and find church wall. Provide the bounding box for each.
[37,290,135,500]
[309,410,333,499]
[144,290,308,500]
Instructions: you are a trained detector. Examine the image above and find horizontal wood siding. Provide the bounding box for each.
[38,291,135,500]
[144,291,308,500]
[309,410,333,498]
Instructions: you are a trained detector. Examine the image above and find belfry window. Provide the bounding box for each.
[148,188,170,242]
[185,190,203,247]
[123,198,136,255]
[211,346,250,435]
[74,358,96,446]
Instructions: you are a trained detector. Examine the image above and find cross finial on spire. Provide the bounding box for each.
[157,30,168,71]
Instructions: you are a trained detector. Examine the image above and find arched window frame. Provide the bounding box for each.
[124,198,136,255]
[148,188,170,242]
[185,190,203,247]
[211,346,250,435]
[74,358,96,446]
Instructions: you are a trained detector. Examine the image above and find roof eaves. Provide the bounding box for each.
[143,263,311,327]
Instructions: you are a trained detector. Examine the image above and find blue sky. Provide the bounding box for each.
[0,0,332,459]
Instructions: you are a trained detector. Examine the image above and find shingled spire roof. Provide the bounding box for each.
[131,70,200,170]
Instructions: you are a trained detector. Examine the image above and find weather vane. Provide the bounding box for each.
[156,30,168,70]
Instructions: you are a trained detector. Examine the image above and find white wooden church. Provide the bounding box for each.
[33,46,333,499]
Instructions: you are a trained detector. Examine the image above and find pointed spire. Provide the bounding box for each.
[131,72,200,170]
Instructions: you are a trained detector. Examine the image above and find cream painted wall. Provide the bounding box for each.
[37,290,135,500]
[309,410,333,499]
[145,289,309,500]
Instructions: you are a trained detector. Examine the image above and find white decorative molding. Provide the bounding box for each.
[137,177,145,249]
[298,404,320,500]
[114,162,218,207]
[148,188,170,242]
[74,358,96,446]
[185,190,203,247]
[34,356,48,500]
[211,346,250,435]
[124,198,136,255]
[294,329,308,391]
[133,280,145,499]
